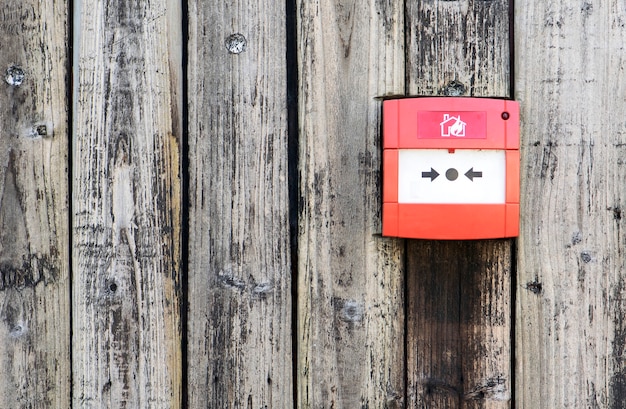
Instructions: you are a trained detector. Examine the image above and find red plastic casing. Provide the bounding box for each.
[382,97,520,240]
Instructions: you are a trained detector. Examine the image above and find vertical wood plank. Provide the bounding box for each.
[73,0,183,407]
[405,0,512,407]
[516,2,626,407]
[0,1,70,407]
[296,0,405,407]
[186,2,293,407]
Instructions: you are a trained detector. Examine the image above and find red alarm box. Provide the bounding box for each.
[382,97,519,240]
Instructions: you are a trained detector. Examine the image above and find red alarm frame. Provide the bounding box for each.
[382,97,520,240]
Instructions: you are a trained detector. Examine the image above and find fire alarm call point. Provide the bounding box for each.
[382,97,520,240]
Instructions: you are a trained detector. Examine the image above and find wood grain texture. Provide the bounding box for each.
[405,0,512,407]
[0,1,70,407]
[186,2,293,407]
[72,0,183,407]
[407,0,510,98]
[296,0,405,407]
[516,2,626,408]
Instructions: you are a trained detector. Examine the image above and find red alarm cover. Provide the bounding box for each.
[382,97,519,240]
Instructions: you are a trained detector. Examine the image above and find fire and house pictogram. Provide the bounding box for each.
[440,114,466,137]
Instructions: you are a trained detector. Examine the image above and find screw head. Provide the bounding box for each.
[501,112,510,120]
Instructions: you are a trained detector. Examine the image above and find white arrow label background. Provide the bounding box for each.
[397,149,506,204]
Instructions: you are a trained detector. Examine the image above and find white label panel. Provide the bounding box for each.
[398,149,506,204]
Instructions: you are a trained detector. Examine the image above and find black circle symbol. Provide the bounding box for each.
[446,168,458,181]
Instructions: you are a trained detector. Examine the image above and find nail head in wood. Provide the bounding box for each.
[36,125,47,137]
[439,80,466,96]
[5,65,25,86]
[339,300,364,323]
[225,33,247,54]
[581,251,592,263]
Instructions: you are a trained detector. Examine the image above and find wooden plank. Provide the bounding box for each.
[296,0,405,407]
[405,0,512,407]
[186,2,293,407]
[515,2,626,407]
[0,1,70,407]
[72,0,183,406]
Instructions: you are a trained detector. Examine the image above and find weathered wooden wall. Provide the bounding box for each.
[295,0,405,407]
[73,0,183,407]
[516,1,626,408]
[186,1,293,407]
[2,0,626,407]
[0,1,70,407]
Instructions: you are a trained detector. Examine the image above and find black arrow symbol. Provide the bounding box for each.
[421,168,440,181]
[464,168,483,181]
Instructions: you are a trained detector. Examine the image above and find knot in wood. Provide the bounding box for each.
[525,279,543,295]
[10,323,27,338]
